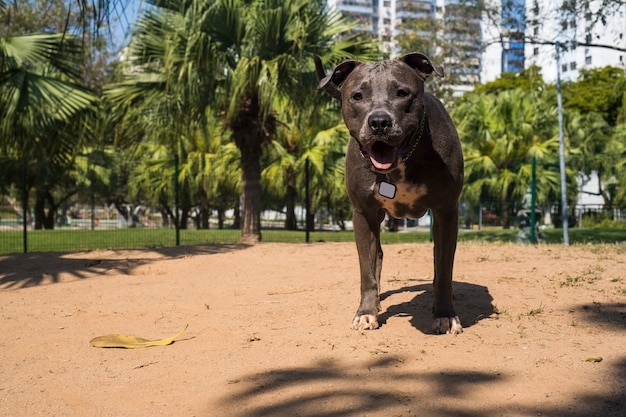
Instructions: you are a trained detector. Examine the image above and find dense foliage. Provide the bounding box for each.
[1,0,625,237]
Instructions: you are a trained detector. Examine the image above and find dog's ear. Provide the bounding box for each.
[398,53,444,80]
[315,55,362,101]
[326,60,362,86]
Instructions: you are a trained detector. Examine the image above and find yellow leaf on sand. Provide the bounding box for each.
[90,325,188,348]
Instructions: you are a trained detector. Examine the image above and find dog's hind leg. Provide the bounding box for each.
[431,205,463,335]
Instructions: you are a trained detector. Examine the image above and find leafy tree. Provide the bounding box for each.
[106,0,377,241]
[209,0,377,242]
[0,1,99,229]
[262,100,349,230]
[453,89,563,227]
[105,0,220,229]
[557,67,626,208]
[562,66,626,127]
[472,65,547,95]
[611,123,626,206]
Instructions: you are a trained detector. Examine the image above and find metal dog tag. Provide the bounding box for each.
[379,181,396,199]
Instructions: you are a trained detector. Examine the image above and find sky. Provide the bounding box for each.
[108,0,144,49]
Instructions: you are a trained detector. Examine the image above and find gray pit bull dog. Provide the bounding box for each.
[314,53,464,335]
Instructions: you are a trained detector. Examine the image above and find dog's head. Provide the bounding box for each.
[315,53,443,173]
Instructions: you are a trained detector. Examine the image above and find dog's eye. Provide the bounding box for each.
[397,89,410,97]
[352,92,363,101]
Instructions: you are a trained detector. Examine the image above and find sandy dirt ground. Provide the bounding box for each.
[1,241,625,417]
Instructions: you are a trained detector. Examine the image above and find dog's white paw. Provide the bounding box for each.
[351,314,379,330]
[432,316,463,335]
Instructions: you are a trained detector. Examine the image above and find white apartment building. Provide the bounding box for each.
[329,1,481,95]
[328,0,436,55]
[332,1,626,86]
[483,0,626,84]
[527,0,626,83]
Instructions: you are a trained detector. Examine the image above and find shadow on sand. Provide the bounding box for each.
[0,244,248,289]
[378,280,495,333]
[215,280,625,416]
[216,354,625,417]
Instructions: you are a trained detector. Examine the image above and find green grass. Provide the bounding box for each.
[0,226,625,255]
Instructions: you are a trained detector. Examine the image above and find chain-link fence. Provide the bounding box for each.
[2,154,624,255]
[0,156,350,254]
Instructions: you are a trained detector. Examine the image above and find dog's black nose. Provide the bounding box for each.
[368,112,392,134]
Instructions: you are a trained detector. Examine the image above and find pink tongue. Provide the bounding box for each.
[370,142,395,170]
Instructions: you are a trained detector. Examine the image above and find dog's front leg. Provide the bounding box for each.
[431,205,463,334]
[351,207,385,330]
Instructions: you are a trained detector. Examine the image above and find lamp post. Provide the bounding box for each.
[555,42,570,245]
[501,35,510,73]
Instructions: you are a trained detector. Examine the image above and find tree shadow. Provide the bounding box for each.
[378,281,495,333]
[217,356,504,417]
[574,301,626,330]
[0,244,248,289]
[526,356,626,417]
[215,355,626,417]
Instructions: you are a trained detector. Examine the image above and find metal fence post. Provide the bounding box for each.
[90,168,96,231]
[556,42,570,245]
[429,209,433,242]
[530,156,537,244]
[305,158,310,243]
[22,159,27,254]
[174,155,180,246]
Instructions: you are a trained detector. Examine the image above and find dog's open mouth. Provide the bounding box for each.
[360,141,401,172]
[369,142,396,170]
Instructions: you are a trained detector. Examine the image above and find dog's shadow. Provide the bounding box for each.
[378,281,494,333]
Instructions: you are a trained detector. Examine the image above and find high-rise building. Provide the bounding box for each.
[330,1,626,88]
[483,1,626,83]
[327,0,374,33]
[330,1,482,95]
[501,0,526,73]
[525,0,626,83]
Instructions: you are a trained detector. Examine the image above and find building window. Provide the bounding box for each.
[562,64,568,72]
[533,47,539,56]
[585,56,592,65]
[570,62,577,70]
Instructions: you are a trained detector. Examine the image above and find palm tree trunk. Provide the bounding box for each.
[231,89,265,243]
[232,203,241,229]
[502,200,511,229]
[285,168,297,230]
[34,189,46,230]
[239,141,262,243]
[217,208,225,229]
[34,188,56,230]
[198,194,210,230]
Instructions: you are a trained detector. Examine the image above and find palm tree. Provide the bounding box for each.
[262,106,350,231]
[105,0,220,229]
[106,0,377,242]
[0,26,98,228]
[453,89,562,227]
[567,111,622,207]
[209,0,378,242]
